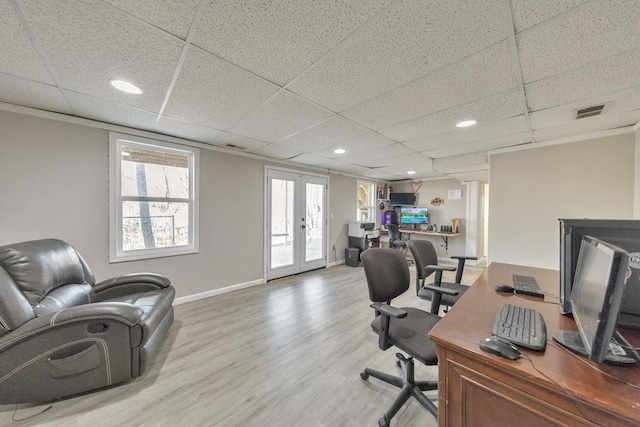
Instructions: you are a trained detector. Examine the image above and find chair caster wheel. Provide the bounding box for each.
[378,416,390,427]
[360,372,369,381]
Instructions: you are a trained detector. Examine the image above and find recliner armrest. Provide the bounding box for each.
[93,273,171,294]
[0,302,143,353]
[370,302,407,318]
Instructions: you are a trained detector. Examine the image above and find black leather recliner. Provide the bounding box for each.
[0,239,175,404]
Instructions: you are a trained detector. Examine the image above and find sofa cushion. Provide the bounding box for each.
[0,268,35,333]
[0,239,88,306]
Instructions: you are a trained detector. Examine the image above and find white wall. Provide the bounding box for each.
[0,110,358,298]
[489,133,635,269]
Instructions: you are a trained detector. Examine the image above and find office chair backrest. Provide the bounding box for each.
[361,249,410,302]
[407,240,438,279]
[386,224,400,241]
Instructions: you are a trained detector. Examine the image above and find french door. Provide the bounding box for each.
[266,168,327,280]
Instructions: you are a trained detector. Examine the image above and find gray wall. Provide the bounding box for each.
[393,178,468,256]
[0,110,358,298]
[489,133,635,269]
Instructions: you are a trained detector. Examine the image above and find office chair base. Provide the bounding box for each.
[361,353,438,426]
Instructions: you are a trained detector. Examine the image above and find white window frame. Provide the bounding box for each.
[356,180,376,222]
[109,132,199,263]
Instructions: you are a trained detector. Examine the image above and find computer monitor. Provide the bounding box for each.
[400,207,428,225]
[390,192,415,206]
[553,236,638,364]
[559,219,640,328]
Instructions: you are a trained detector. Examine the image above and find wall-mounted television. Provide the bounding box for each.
[400,207,428,224]
[390,192,415,206]
[559,219,640,329]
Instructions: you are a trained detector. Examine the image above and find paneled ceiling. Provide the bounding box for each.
[1,0,639,181]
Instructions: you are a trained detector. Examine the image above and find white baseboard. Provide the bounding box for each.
[327,260,344,267]
[173,278,264,305]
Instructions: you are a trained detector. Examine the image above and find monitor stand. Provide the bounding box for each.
[552,330,640,365]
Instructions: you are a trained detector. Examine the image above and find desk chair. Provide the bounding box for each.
[360,249,457,427]
[385,224,406,251]
[407,239,476,314]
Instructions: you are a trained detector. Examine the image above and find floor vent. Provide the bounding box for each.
[575,104,605,119]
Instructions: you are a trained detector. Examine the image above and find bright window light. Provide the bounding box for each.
[334,148,346,154]
[110,80,143,95]
[456,120,476,128]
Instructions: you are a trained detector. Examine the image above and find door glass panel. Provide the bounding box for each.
[271,179,295,268]
[305,182,324,262]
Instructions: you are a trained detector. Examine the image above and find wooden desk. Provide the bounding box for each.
[429,262,640,426]
[400,229,460,250]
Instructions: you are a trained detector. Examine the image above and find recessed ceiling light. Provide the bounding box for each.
[110,79,143,95]
[407,170,416,175]
[334,148,346,154]
[456,120,476,128]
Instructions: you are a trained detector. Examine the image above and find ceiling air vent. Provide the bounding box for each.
[575,104,605,120]
[225,143,246,150]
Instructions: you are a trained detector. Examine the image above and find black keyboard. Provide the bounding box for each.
[512,274,544,298]
[493,304,547,350]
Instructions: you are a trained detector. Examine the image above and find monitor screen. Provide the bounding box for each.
[559,219,640,328]
[400,207,428,224]
[570,236,629,363]
[390,192,415,206]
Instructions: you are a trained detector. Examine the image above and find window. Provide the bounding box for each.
[109,133,199,262]
[356,180,376,222]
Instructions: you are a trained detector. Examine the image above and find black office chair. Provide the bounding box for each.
[360,248,457,426]
[385,224,406,250]
[407,239,476,314]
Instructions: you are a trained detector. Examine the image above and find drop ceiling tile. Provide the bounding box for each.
[20,0,184,112]
[448,170,489,182]
[289,0,506,112]
[530,85,640,130]
[377,158,433,175]
[163,46,279,130]
[532,109,640,142]
[0,73,70,114]
[191,0,392,86]
[211,132,269,151]
[422,132,531,158]
[288,153,328,166]
[359,169,400,181]
[100,0,198,39]
[380,88,524,142]
[63,90,158,131]
[0,1,53,84]
[510,0,589,33]
[248,143,303,160]
[517,0,640,83]
[354,152,429,168]
[403,115,530,152]
[312,131,396,158]
[342,41,518,129]
[154,116,222,143]
[276,115,370,151]
[341,143,415,165]
[525,48,640,111]
[433,152,488,173]
[229,90,333,143]
[335,164,378,177]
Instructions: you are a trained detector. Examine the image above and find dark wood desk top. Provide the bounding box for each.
[429,262,640,425]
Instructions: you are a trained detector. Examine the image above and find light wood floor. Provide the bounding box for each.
[0,263,484,427]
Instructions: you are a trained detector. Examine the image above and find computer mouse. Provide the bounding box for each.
[479,337,521,360]
[495,284,515,293]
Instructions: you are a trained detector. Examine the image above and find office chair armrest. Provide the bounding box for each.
[451,256,477,260]
[425,265,456,272]
[370,302,407,318]
[422,285,459,296]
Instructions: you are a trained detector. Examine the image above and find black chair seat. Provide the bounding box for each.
[371,307,439,365]
[418,282,469,307]
[391,240,406,248]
